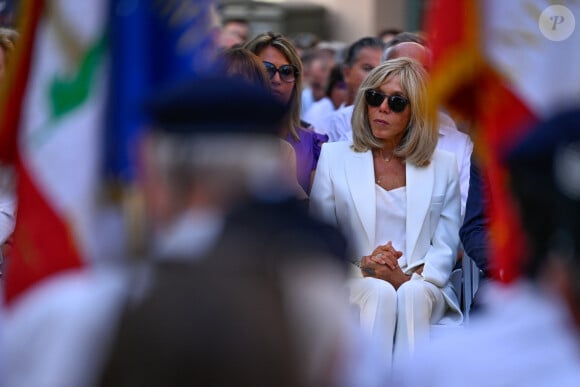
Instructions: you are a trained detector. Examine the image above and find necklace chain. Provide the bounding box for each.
[380,149,394,162]
[376,149,401,185]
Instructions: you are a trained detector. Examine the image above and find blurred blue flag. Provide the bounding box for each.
[105,0,219,182]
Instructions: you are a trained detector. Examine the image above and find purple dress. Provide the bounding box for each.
[284,126,328,193]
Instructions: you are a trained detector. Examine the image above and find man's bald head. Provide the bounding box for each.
[383,42,432,71]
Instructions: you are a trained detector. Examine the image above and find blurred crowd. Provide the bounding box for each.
[1,3,580,387]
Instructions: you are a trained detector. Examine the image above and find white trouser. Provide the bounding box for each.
[348,276,447,367]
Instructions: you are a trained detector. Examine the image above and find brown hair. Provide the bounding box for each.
[243,32,303,140]
[220,47,271,90]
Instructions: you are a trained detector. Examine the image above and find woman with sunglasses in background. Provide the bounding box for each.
[310,58,463,368]
[244,32,328,194]
[219,47,308,200]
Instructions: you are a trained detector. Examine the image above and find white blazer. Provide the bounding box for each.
[310,141,463,322]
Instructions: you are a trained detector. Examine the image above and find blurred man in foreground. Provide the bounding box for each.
[2,75,383,387]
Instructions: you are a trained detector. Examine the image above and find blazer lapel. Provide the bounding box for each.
[345,150,376,248]
[406,161,434,262]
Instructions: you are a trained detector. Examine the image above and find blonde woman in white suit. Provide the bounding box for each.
[309,58,462,367]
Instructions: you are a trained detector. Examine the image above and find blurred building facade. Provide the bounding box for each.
[4,1,426,42]
[219,0,426,44]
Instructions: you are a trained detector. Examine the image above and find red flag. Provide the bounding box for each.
[424,0,539,283]
[0,2,80,304]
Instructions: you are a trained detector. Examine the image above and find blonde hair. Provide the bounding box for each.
[243,32,303,140]
[351,57,437,167]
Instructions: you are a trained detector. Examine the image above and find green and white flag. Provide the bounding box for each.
[1,0,109,303]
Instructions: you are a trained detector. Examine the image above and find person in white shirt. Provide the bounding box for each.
[300,47,335,116]
[304,63,347,132]
[385,40,473,217]
[316,37,384,141]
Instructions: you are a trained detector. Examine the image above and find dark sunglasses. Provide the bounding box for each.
[263,61,298,83]
[365,89,409,113]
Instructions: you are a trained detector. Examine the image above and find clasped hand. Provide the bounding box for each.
[361,241,409,289]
